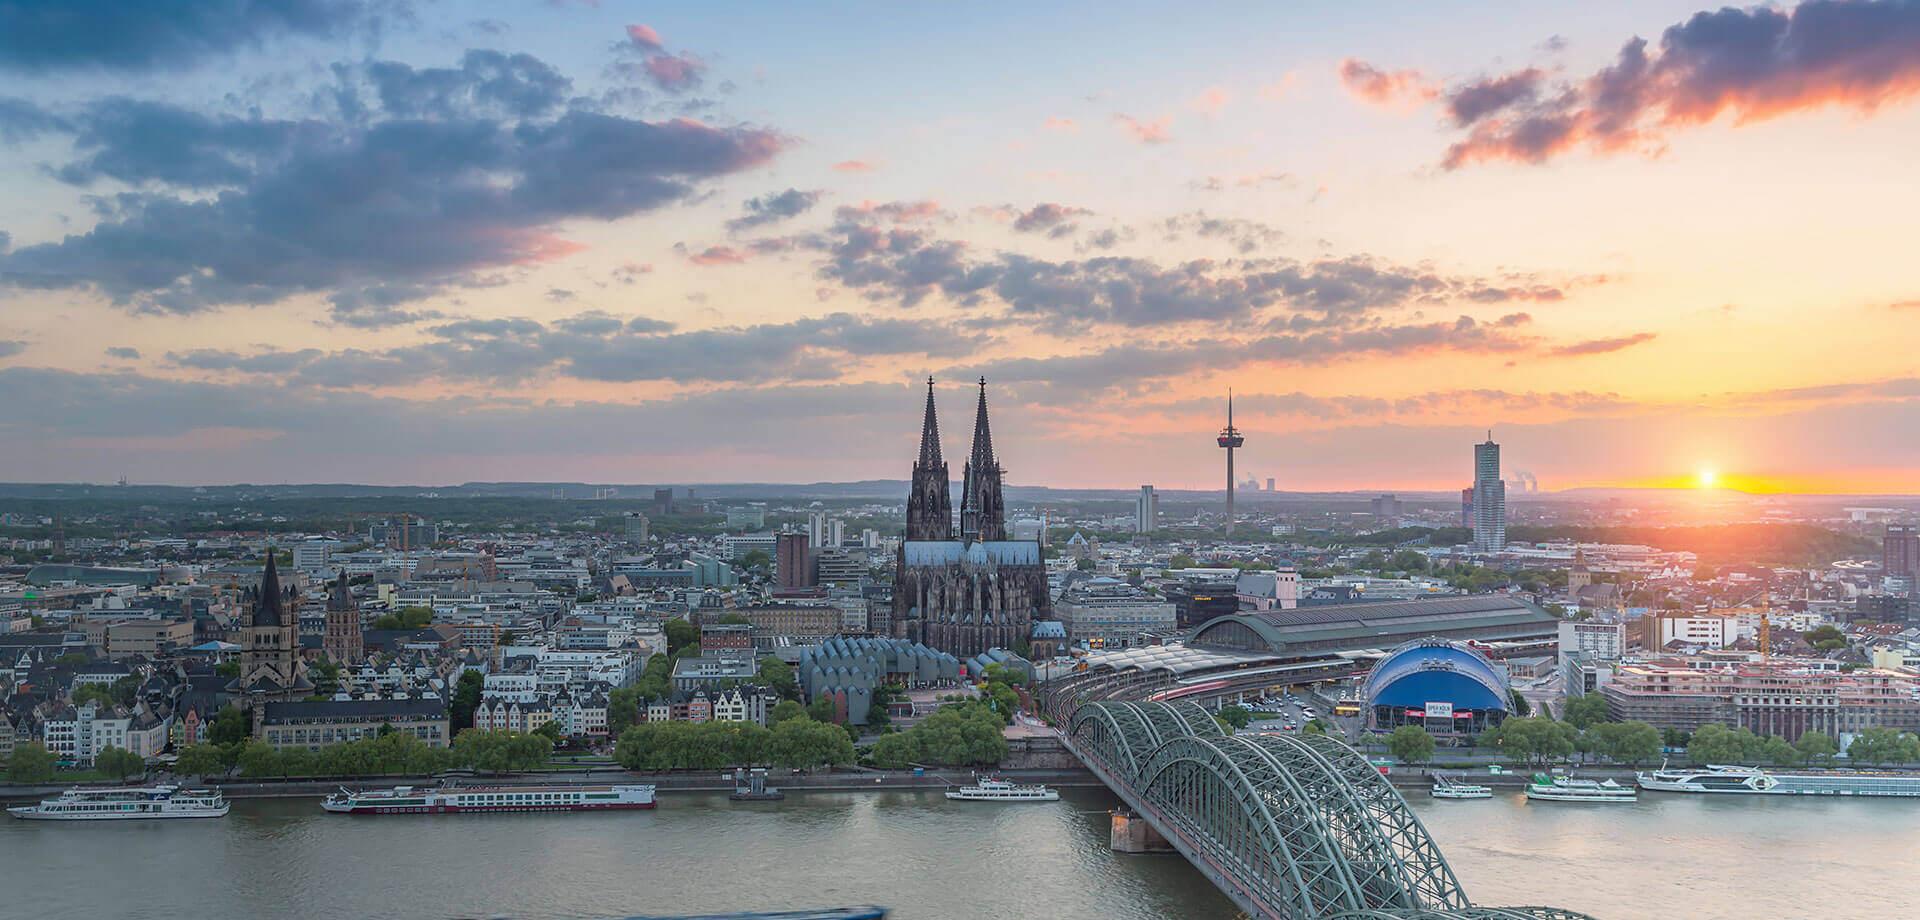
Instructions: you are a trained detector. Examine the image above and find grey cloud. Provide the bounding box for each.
[809,213,1560,328]
[1012,203,1091,235]
[0,96,71,142]
[105,346,141,359]
[0,340,26,359]
[727,188,823,233]
[0,56,787,314]
[0,1,382,74]
[160,310,989,387]
[365,50,572,120]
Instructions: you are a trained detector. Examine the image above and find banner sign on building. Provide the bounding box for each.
[1424,701,1454,719]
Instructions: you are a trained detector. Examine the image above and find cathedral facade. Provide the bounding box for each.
[892,379,1051,658]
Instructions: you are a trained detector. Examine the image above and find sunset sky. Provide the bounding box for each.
[3,1,1920,492]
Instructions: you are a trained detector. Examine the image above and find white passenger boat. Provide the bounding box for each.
[1638,763,1920,797]
[1430,775,1494,799]
[944,777,1059,802]
[322,783,656,815]
[7,785,230,821]
[1525,774,1637,803]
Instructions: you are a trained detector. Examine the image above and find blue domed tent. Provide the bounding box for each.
[1361,637,1510,734]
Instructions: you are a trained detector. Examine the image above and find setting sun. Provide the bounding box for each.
[1695,467,1719,489]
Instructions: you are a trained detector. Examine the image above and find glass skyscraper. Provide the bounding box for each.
[1472,434,1506,552]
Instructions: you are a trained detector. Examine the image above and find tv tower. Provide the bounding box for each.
[1217,390,1244,537]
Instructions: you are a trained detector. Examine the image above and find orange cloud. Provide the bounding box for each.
[1112,113,1171,144]
[1337,58,1437,107]
[832,159,879,173]
[688,246,748,265]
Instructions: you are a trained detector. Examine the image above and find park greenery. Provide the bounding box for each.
[370,606,435,631]
[1216,704,1254,731]
[868,700,1009,768]
[166,728,554,779]
[5,743,57,783]
[613,716,854,771]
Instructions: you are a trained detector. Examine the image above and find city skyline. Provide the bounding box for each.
[5,2,1920,492]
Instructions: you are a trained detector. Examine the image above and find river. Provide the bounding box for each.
[3,787,1915,919]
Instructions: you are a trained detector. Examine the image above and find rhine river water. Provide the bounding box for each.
[3,787,1917,920]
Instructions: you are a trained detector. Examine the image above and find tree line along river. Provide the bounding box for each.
[3,786,1917,920]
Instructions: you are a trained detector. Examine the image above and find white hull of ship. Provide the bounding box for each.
[7,805,231,821]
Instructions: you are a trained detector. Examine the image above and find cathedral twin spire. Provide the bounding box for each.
[907,377,1006,543]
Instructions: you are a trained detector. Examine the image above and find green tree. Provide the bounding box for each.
[208,707,252,747]
[237,740,283,777]
[607,687,642,736]
[7,743,56,783]
[1386,725,1436,764]
[770,699,809,725]
[1686,724,1764,765]
[1303,719,1329,736]
[449,669,484,733]
[94,746,145,780]
[1489,717,1576,765]
[534,720,564,743]
[172,744,227,777]
[1793,731,1839,765]
[1585,721,1661,765]
[738,549,772,570]
[1561,694,1611,730]
[215,660,240,678]
[866,701,1007,768]
[1216,704,1254,730]
[71,683,118,709]
[663,618,698,655]
[758,656,798,700]
[310,658,343,696]
[451,729,554,773]
[1168,553,1197,570]
[1507,688,1532,718]
[770,718,856,768]
[1847,728,1920,765]
[109,674,142,706]
[807,697,839,723]
[1759,735,1800,766]
[634,654,672,701]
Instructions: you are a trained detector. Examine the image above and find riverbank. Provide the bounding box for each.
[0,767,1106,802]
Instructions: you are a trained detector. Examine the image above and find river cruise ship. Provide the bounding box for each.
[321,783,655,815]
[1430,775,1494,799]
[1638,764,1920,797]
[1525,774,1637,803]
[944,777,1059,802]
[7,785,229,821]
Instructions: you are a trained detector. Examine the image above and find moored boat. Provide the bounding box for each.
[1430,774,1494,799]
[1525,774,1637,803]
[321,783,655,815]
[1638,763,1920,797]
[944,777,1059,802]
[7,785,229,821]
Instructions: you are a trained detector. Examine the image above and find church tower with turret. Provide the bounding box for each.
[905,377,953,541]
[228,551,313,707]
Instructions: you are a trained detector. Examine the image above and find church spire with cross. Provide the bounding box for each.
[905,376,954,540]
[959,376,1007,542]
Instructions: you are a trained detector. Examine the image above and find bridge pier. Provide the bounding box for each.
[1109,809,1173,853]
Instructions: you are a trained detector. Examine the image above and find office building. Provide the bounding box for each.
[776,532,814,589]
[1471,434,1506,552]
[1370,494,1402,528]
[1886,525,1920,579]
[1135,485,1158,534]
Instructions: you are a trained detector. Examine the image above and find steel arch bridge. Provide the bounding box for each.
[1063,701,1595,920]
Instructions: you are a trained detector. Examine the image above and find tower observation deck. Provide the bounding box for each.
[1217,392,1244,536]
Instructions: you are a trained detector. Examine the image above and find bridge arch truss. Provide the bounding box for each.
[1064,701,1595,920]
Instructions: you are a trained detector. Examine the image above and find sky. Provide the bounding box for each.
[2,1,1920,493]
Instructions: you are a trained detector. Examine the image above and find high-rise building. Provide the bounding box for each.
[1135,485,1158,534]
[776,532,814,589]
[1265,477,1275,492]
[1460,487,1474,528]
[1885,525,1919,579]
[1471,433,1506,553]
[1370,494,1402,528]
[623,511,650,544]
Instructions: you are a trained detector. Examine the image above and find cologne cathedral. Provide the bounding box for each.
[891,378,1051,658]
